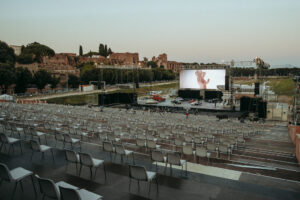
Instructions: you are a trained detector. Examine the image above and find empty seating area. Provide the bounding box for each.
[1,102,300,199]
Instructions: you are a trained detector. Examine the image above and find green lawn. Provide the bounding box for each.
[46,82,179,105]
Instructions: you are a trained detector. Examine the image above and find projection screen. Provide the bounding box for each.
[180,69,225,90]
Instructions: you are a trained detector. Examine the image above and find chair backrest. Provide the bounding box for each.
[59,186,80,200]
[63,134,72,142]
[167,152,181,165]
[175,138,183,146]
[0,133,8,143]
[136,139,145,147]
[0,163,12,181]
[207,143,217,151]
[129,165,147,181]
[65,150,78,163]
[115,144,125,155]
[103,141,114,152]
[55,133,64,141]
[196,147,207,157]
[218,145,229,153]
[30,128,37,136]
[151,150,164,162]
[36,176,59,199]
[78,152,93,167]
[147,140,156,149]
[30,140,41,151]
[183,145,193,155]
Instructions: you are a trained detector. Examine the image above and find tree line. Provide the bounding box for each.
[231,67,300,77]
[79,43,113,58]
[0,41,59,94]
[77,63,175,86]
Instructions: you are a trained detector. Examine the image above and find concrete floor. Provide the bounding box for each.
[1,140,300,200]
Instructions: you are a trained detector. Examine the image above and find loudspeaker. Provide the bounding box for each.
[225,76,229,91]
[255,82,260,95]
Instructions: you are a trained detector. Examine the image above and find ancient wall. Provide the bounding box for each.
[152,53,168,69]
[78,56,108,65]
[167,61,182,72]
[109,52,139,65]
[15,62,40,74]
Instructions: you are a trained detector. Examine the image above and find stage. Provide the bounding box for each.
[136,98,240,116]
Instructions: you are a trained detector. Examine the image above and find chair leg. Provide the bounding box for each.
[31,152,34,161]
[103,164,107,181]
[137,180,140,192]
[94,167,98,180]
[30,175,37,197]
[186,163,188,176]
[132,153,135,165]
[148,181,152,195]
[51,149,55,162]
[20,180,24,192]
[75,163,78,175]
[89,167,93,179]
[19,142,23,154]
[66,163,69,172]
[79,165,82,177]
[155,178,159,193]
[8,145,11,155]
[45,135,47,145]
[11,182,18,200]
[129,178,131,191]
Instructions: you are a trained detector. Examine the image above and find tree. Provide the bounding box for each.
[99,44,105,56]
[14,67,32,94]
[33,69,52,91]
[104,45,108,57]
[0,64,15,94]
[17,53,35,64]
[108,48,112,56]
[147,61,158,68]
[79,45,83,56]
[50,76,60,89]
[68,74,80,88]
[0,41,16,64]
[19,42,55,63]
[99,43,113,58]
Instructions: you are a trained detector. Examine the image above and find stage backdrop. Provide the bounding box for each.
[180,69,225,90]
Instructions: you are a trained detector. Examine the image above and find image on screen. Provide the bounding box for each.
[180,69,225,89]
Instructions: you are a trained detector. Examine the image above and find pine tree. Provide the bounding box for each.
[79,45,83,56]
[108,48,112,56]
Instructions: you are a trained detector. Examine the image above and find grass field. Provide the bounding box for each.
[234,77,295,104]
[46,82,179,105]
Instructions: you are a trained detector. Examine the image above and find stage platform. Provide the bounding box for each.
[136,99,241,116]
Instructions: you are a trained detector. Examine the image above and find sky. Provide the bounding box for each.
[0,0,299,66]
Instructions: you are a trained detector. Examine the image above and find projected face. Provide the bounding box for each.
[180,69,225,89]
[195,70,210,89]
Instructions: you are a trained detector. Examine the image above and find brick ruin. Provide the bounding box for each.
[109,52,139,65]
[152,53,182,72]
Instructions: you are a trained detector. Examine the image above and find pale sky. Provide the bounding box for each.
[0,0,299,66]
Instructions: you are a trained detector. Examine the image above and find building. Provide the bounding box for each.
[78,56,108,65]
[152,53,167,68]
[9,45,22,56]
[43,53,77,66]
[15,62,39,74]
[109,52,139,65]
[167,61,182,73]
